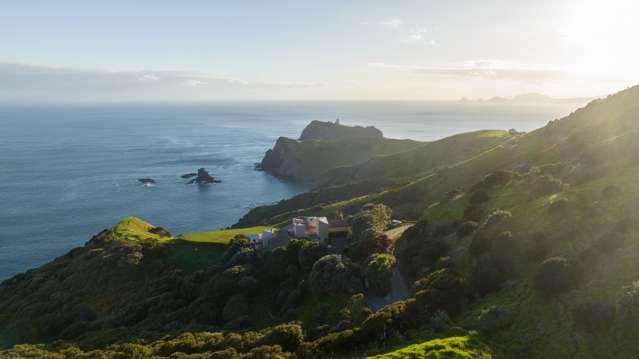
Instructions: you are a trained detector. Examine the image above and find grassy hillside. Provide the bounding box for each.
[180,226,268,244]
[5,86,639,358]
[368,336,491,358]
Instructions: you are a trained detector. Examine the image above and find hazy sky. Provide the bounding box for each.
[2,0,638,102]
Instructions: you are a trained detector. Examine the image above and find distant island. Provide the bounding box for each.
[459,92,595,104]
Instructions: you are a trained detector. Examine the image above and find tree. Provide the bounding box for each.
[309,255,363,295]
[365,254,396,296]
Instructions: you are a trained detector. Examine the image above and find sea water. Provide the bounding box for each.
[0,100,584,280]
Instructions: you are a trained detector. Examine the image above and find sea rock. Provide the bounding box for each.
[181,173,197,179]
[138,178,156,185]
[187,168,220,184]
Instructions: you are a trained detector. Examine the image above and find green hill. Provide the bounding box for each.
[6,86,639,358]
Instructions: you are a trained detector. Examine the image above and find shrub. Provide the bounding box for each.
[394,220,449,282]
[298,241,328,271]
[471,257,504,296]
[463,205,484,222]
[224,236,251,261]
[534,257,575,296]
[618,281,639,323]
[413,268,468,315]
[349,230,392,261]
[456,221,478,238]
[530,175,564,198]
[214,265,253,297]
[259,323,304,352]
[572,303,615,333]
[484,210,512,229]
[548,198,570,215]
[222,295,249,323]
[525,232,553,262]
[433,221,460,238]
[469,190,489,205]
[350,204,392,241]
[364,254,396,296]
[309,255,363,295]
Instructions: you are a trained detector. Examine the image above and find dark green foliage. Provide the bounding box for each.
[308,255,363,295]
[394,220,449,282]
[349,230,392,261]
[572,303,615,333]
[617,281,639,325]
[214,265,253,298]
[525,232,553,262]
[364,254,396,296]
[469,190,489,205]
[463,205,484,222]
[224,236,251,261]
[479,170,514,188]
[433,221,460,238]
[298,240,328,271]
[471,256,505,296]
[456,221,478,238]
[350,203,392,242]
[548,198,570,215]
[414,268,468,315]
[484,210,512,228]
[530,174,563,198]
[534,257,575,296]
[222,295,249,323]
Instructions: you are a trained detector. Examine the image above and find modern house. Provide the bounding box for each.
[292,216,329,240]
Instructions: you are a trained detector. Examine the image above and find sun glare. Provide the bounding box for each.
[562,0,639,77]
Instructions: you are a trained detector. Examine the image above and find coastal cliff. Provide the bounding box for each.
[259,120,423,182]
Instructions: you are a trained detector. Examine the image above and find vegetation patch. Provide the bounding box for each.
[367,335,491,358]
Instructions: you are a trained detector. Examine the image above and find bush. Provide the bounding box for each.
[222,295,249,323]
[484,210,512,229]
[350,204,392,241]
[394,220,449,282]
[469,190,489,205]
[259,323,304,352]
[471,256,505,296]
[349,230,392,261]
[364,254,396,296]
[414,268,468,315]
[309,255,363,295]
[525,232,553,262]
[534,257,575,296]
[530,175,564,198]
[548,198,570,215]
[618,281,639,324]
[456,221,478,238]
[298,241,328,271]
[463,205,484,222]
[572,303,615,333]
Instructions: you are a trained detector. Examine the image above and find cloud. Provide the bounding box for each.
[0,63,324,102]
[185,79,208,87]
[380,18,403,28]
[139,74,160,81]
[368,60,569,82]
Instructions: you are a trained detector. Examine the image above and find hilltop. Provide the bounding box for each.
[5,86,639,358]
[259,120,423,182]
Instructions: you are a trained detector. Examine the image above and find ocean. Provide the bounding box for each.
[0,101,585,280]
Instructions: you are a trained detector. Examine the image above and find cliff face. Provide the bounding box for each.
[259,121,423,182]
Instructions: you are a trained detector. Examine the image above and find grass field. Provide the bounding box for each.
[368,336,491,359]
[179,226,269,244]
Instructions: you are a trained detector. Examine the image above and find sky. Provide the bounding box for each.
[1,0,639,102]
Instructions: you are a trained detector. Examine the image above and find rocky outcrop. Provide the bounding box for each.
[299,120,383,141]
[187,168,221,184]
[259,121,422,182]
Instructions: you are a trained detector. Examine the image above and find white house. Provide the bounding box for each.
[291,216,329,240]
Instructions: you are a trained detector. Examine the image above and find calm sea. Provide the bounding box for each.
[0,101,584,280]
